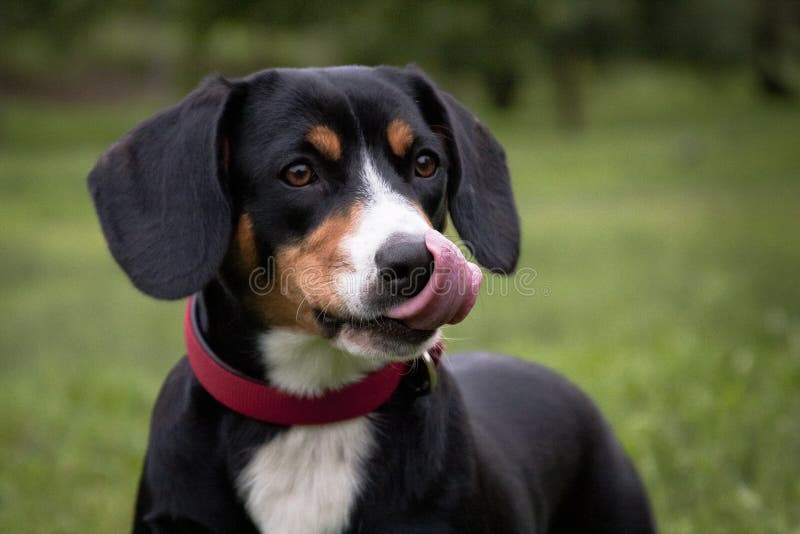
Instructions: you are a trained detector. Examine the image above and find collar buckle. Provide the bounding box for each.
[405,348,442,397]
[421,350,438,392]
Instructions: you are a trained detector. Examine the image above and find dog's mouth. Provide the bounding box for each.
[315,309,435,346]
[307,231,482,358]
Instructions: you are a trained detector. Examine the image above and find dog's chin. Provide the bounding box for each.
[334,325,440,361]
[315,310,439,361]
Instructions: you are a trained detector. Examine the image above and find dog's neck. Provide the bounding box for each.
[197,282,383,397]
[257,329,384,397]
[196,281,266,379]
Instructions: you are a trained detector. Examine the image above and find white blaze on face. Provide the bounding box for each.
[257,153,438,392]
[337,153,431,317]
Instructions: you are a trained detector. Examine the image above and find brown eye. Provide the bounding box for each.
[282,162,315,187]
[414,152,438,178]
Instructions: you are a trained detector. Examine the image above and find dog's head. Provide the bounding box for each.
[88,66,519,361]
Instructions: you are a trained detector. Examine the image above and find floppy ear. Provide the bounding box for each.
[437,89,521,273]
[88,75,240,299]
[377,66,521,274]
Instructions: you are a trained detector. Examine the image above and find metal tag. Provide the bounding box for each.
[421,350,438,392]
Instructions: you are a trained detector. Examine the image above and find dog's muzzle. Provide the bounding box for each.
[385,229,482,330]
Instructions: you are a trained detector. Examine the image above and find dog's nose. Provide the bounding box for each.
[375,233,433,298]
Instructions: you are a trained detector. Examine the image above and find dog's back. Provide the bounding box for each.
[450,353,654,533]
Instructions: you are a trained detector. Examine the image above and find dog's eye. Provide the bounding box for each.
[414,152,438,178]
[282,162,315,187]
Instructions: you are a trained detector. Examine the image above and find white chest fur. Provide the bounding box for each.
[237,417,374,534]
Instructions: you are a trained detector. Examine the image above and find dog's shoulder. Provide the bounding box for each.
[445,352,598,418]
[446,352,654,532]
[135,358,271,533]
[146,357,282,472]
[446,351,615,461]
[147,357,227,443]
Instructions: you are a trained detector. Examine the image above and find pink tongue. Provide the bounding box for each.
[386,229,482,331]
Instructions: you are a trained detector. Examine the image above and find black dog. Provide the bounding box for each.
[88,65,655,533]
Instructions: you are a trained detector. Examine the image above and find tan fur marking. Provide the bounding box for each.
[233,213,259,272]
[306,125,342,161]
[249,204,363,333]
[410,201,433,228]
[387,119,414,157]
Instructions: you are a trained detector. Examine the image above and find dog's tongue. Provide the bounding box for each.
[386,229,482,331]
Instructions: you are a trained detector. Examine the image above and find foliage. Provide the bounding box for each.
[2,0,799,109]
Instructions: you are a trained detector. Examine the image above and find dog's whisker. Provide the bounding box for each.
[294,295,309,321]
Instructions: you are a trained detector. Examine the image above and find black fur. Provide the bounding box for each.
[88,66,655,533]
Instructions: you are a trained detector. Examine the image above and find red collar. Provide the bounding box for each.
[184,296,442,426]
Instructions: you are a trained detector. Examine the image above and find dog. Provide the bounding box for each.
[88,65,655,533]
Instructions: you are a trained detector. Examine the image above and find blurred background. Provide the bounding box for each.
[1,1,799,532]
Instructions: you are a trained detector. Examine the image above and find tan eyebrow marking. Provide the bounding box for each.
[387,119,414,157]
[306,125,342,161]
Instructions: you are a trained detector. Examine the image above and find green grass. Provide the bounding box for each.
[1,66,799,533]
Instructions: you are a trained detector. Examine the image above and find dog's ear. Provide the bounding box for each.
[88,75,241,299]
[377,66,521,274]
